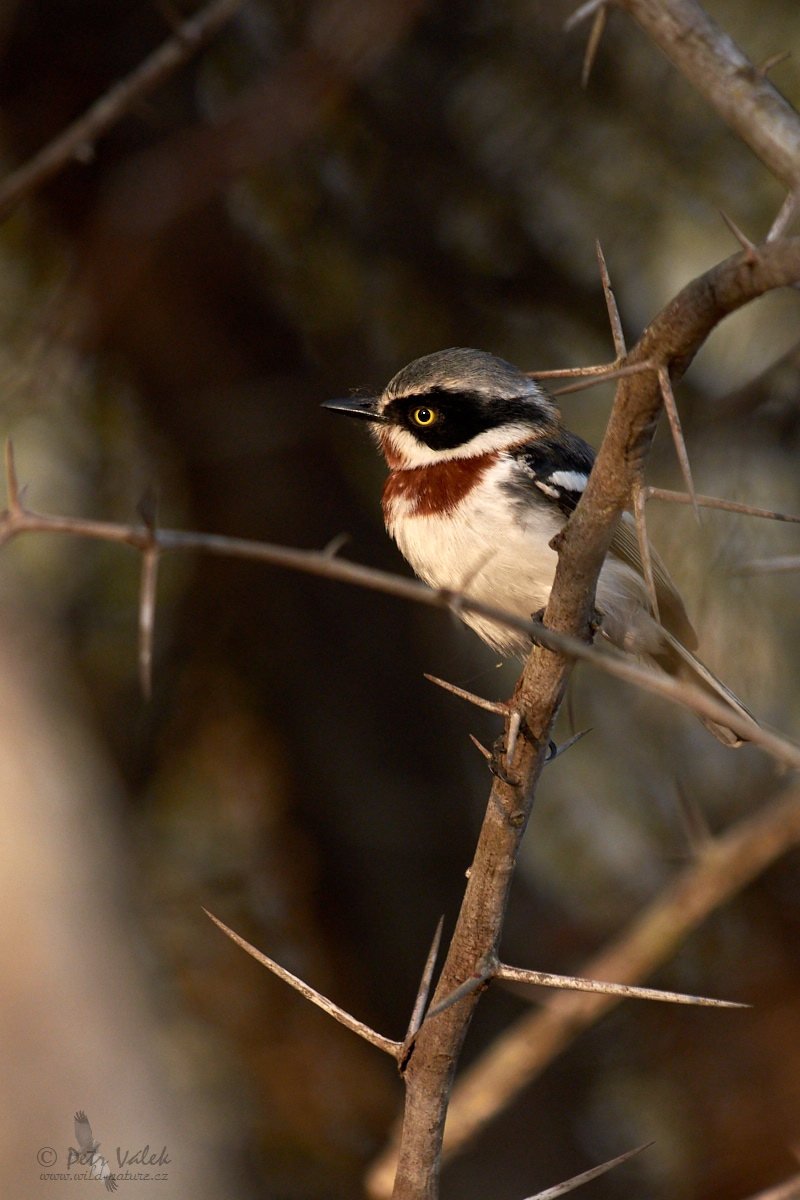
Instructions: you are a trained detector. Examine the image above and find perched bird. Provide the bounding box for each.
[325,347,751,746]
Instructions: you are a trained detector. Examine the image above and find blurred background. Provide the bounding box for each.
[1,0,800,1197]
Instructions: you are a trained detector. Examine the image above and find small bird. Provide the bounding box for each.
[73,1111,117,1193]
[325,347,752,745]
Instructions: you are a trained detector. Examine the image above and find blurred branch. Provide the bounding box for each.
[617,0,800,198]
[363,783,800,1188]
[0,0,245,224]
[734,554,800,576]
[745,1172,800,1200]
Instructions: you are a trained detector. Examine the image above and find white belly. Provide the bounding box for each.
[387,460,561,652]
[386,458,654,656]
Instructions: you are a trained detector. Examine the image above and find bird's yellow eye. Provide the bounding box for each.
[411,406,437,427]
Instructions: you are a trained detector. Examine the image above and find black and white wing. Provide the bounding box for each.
[509,430,594,516]
[510,431,697,648]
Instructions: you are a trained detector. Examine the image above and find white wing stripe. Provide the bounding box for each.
[548,470,588,492]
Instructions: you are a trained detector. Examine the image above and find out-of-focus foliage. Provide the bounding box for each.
[0,1,799,1197]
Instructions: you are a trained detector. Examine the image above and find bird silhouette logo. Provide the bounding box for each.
[69,1111,117,1192]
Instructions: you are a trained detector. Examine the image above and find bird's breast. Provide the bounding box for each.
[381,451,500,520]
[383,455,563,623]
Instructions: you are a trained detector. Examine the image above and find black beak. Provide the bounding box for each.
[322,397,389,423]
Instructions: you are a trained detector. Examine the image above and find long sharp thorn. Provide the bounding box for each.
[564,0,605,33]
[138,547,159,699]
[551,359,656,397]
[527,362,618,380]
[546,728,591,763]
[203,909,402,1058]
[658,366,699,523]
[719,210,758,263]
[424,674,509,716]
[595,239,626,357]
[633,481,660,623]
[647,487,800,524]
[581,4,607,88]
[424,968,494,1024]
[4,439,20,513]
[768,191,798,242]
[405,916,445,1043]
[521,1144,654,1200]
[495,963,747,1007]
[506,709,522,766]
[469,733,493,760]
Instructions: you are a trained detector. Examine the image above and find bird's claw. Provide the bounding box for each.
[488,734,520,786]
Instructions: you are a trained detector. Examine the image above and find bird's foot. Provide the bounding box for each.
[488,732,520,787]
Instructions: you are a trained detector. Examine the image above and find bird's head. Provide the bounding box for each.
[324,348,560,468]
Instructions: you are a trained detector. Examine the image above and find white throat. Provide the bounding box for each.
[377,422,537,467]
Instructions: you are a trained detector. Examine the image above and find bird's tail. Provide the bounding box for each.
[658,629,756,748]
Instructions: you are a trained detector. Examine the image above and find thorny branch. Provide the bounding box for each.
[383,227,800,1194]
[4,431,800,769]
[367,782,800,1191]
[6,241,800,1200]
[4,2,800,1196]
[0,0,245,224]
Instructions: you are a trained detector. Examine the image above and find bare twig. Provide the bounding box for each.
[203,910,403,1059]
[426,785,800,1173]
[522,1143,653,1200]
[734,554,800,576]
[404,918,445,1046]
[647,487,800,524]
[0,0,245,224]
[581,5,608,88]
[7,475,800,766]
[527,362,619,379]
[596,240,627,357]
[550,360,656,396]
[633,481,660,622]
[495,963,744,1007]
[658,366,700,522]
[423,674,509,716]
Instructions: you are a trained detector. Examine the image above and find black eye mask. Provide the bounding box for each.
[382,388,552,451]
